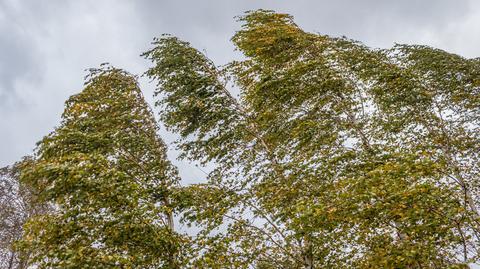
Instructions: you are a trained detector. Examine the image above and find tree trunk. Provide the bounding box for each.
[7,250,15,269]
[303,236,314,269]
[165,197,178,269]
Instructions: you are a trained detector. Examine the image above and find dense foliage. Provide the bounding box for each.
[144,10,480,268]
[1,9,479,269]
[16,67,182,268]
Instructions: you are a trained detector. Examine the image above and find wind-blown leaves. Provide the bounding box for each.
[145,10,478,268]
[18,66,183,268]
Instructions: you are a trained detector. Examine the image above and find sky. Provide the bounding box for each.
[1,0,480,184]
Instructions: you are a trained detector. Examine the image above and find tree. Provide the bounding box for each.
[0,159,51,269]
[17,66,183,268]
[144,10,478,268]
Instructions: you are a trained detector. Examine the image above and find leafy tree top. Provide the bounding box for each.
[144,10,479,268]
[19,66,182,268]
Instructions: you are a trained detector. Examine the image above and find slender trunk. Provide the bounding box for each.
[164,196,178,269]
[166,204,174,231]
[303,236,314,269]
[425,105,479,218]
[342,95,412,262]
[216,77,316,267]
[7,250,15,269]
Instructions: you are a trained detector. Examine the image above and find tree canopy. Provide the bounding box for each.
[1,9,479,269]
[17,67,182,268]
[143,9,480,268]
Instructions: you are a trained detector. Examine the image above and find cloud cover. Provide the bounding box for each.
[1,0,479,183]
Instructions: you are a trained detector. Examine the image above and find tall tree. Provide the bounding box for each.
[144,10,478,268]
[17,66,183,268]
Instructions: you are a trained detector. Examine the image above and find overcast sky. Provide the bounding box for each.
[1,0,479,184]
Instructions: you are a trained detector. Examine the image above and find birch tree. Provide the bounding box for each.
[17,66,184,268]
[144,10,478,268]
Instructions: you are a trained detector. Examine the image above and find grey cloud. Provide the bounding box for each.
[132,0,475,62]
[0,3,43,108]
